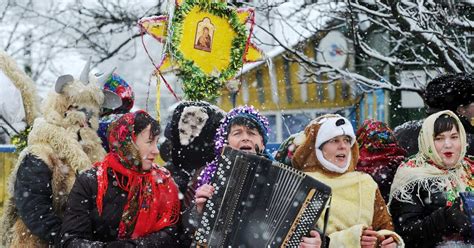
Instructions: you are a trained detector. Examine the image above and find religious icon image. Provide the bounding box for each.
[139,1,264,101]
[194,18,214,52]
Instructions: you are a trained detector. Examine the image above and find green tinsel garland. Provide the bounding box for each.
[171,0,247,101]
[11,126,31,153]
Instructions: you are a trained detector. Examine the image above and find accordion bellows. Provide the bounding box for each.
[195,147,332,247]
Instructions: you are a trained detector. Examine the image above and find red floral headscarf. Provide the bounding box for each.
[356,120,407,170]
[95,110,180,239]
[356,119,407,202]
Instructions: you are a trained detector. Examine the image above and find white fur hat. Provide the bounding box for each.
[315,115,356,149]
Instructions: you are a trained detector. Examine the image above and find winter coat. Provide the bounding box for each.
[461,117,474,156]
[393,120,424,157]
[60,167,191,248]
[12,154,64,246]
[389,179,471,248]
[164,161,199,197]
[183,106,271,236]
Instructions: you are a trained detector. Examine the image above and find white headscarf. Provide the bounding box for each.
[389,110,469,204]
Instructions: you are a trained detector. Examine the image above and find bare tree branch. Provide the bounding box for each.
[249,0,472,93]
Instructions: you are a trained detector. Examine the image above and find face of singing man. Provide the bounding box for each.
[227,124,264,154]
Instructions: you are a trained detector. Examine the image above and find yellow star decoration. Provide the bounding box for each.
[139,0,263,101]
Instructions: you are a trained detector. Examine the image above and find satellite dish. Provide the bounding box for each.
[316,31,348,70]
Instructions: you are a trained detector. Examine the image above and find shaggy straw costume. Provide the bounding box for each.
[0,49,39,126]
[292,114,403,248]
[0,63,119,247]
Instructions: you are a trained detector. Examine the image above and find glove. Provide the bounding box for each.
[444,197,471,238]
[105,240,137,248]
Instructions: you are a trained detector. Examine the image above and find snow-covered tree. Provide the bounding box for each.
[0,0,163,87]
[248,0,473,92]
[1,0,471,96]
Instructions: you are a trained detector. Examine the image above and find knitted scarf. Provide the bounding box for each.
[390,110,472,206]
[95,111,180,239]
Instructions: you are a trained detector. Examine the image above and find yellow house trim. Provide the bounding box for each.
[219,38,358,111]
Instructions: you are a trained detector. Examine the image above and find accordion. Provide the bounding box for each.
[195,147,332,247]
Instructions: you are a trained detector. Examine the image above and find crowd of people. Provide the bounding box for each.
[0,70,472,248]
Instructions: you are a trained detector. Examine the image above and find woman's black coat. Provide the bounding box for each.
[59,168,191,248]
[14,154,62,245]
[390,179,471,248]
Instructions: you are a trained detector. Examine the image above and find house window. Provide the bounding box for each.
[342,82,350,100]
[256,69,265,104]
[283,59,294,104]
[264,114,277,143]
[282,113,312,140]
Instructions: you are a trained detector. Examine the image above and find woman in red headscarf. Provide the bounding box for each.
[355,119,407,203]
[60,111,186,247]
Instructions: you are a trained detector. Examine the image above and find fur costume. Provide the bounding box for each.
[164,101,225,170]
[0,50,40,147]
[0,61,120,248]
[0,49,39,127]
[292,114,404,248]
[163,101,225,195]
